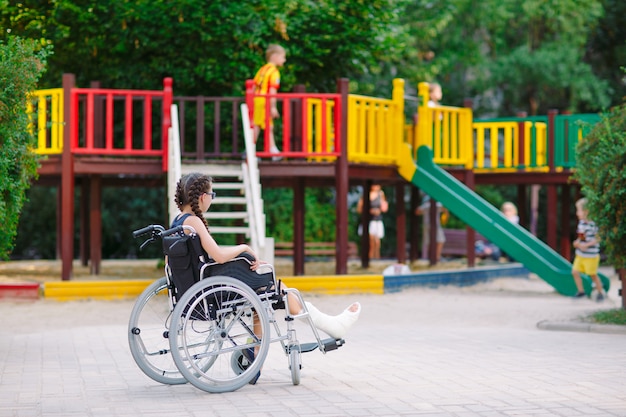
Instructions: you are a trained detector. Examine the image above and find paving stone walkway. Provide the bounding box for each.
[1,272,624,417]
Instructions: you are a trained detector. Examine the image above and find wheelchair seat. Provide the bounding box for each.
[162,232,274,304]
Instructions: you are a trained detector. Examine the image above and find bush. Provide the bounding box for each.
[0,37,51,259]
[589,309,626,326]
[574,105,626,269]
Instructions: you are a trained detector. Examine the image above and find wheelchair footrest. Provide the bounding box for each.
[299,338,345,353]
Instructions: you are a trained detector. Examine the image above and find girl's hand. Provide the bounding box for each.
[249,258,268,271]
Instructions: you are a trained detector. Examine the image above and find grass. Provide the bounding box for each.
[589,308,626,325]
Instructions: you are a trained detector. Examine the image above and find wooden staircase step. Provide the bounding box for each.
[210,196,247,205]
[181,164,243,178]
[205,211,248,219]
[209,226,250,235]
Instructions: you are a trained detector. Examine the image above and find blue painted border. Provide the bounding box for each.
[384,263,530,293]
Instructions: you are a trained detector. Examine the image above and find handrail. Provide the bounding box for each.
[553,114,600,168]
[245,79,341,159]
[70,87,167,157]
[27,88,64,155]
[414,82,474,168]
[31,79,600,175]
[347,78,405,165]
[472,120,548,170]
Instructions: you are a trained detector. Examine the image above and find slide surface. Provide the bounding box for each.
[397,145,609,296]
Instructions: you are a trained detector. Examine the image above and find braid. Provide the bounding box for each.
[174,173,212,230]
[188,180,209,230]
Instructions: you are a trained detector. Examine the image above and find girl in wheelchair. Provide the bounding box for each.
[172,173,361,345]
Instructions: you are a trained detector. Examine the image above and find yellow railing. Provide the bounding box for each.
[306,98,336,161]
[472,121,547,171]
[27,88,64,154]
[412,82,473,168]
[347,78,405,165]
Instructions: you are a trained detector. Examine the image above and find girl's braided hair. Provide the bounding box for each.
[174,173,212,229]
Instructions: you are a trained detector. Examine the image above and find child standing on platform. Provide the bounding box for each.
[571,198,605,301]
[252,44,286,158]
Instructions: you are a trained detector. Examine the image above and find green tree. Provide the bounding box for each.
[574,105,626,270]
[586,0,626,106]
[263,187,336,243]
[398,0,612,115]
[0,36,50,259]
[1,0,409,95]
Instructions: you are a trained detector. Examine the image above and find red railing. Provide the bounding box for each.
[245,80,342,159]
[174,95,245,159]
[70,78,172,170]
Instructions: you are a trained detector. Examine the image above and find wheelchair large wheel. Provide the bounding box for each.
[169,276,271,393]
[128,277,187,385]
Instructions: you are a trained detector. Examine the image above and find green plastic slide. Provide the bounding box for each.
[402,145,609,296]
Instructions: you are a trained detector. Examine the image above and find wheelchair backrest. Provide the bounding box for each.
[162,233,207,303]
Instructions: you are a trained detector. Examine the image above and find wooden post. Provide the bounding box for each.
[547,109,558,173]
[335,78,350,274]
[291,84,305,152]
[360,180,372,268]
[293,178,305,276]
[395,183,406,264]
[428,198,437,265]
[90,81,104,148]
[79,178,90,266]
[409,187,420,262]
[546,184,557,250]
[89,175,102,275]
[517,185,527,229]
[162,77,173,171]
[61,73,76,280]
[56,186,62,259]
[465,169,476,267]
[560,185,571,260]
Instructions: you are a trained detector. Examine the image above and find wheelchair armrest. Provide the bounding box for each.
[238,252,255,263]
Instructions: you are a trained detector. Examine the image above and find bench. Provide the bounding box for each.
[275,241,359,258]
[440,228,486,257]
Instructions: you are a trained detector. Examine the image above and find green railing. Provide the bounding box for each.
[554,114,600,168]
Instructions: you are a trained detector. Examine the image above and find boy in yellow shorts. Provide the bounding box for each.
[571,198,605,301]
[253,44,286,157]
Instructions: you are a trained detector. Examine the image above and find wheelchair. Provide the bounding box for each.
[128,223,345,393]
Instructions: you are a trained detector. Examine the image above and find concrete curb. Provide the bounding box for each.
[3,264,529,300]
[384,263,530,292]
[537,320,626,335]
[0,282,40,300]
[42,280,155,301]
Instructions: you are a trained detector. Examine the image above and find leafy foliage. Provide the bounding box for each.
[396,0,613,115]
[0,36,50,259]
[263,187,336,243]
[574,105,626,269]
[1,0,408,96]
[589,308,626,325]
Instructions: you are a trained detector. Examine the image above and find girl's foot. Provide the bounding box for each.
[305,301,362,339]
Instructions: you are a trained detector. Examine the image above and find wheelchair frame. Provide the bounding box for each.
[128,224,345,393]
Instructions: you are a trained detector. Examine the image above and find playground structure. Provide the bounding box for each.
[29,74,608,296]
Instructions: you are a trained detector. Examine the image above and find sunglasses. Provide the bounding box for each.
[205,191,216,199]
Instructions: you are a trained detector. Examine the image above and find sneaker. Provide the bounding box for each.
[596,292,605,302]
[270,146,282,161]
[574,292,586,298]
[242,347,261,385]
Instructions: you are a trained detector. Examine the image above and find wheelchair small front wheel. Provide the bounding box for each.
[289,344,301,386]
